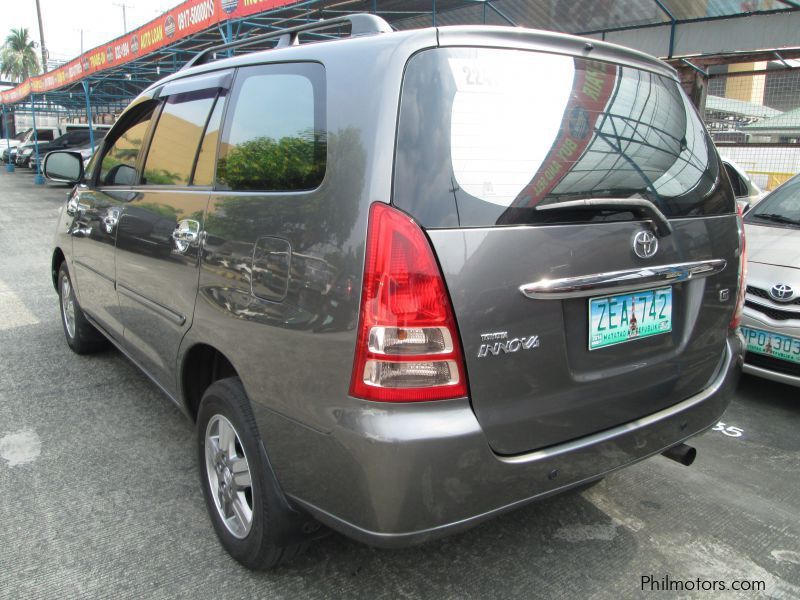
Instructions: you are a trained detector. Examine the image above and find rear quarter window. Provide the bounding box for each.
[216,62,326,192]
[394,48,733,228]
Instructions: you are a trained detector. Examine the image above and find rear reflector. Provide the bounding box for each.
[349,203,468,401]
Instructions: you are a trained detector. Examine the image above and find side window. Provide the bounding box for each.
[192,94,226,186]
[71,131,89,145]
[142,89,217,186]
[724,163,745,197]
[38,129,55,141]
[99,106,156,186]
[216,62,326,191]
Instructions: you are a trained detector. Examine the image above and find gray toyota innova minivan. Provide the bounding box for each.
[45,15,745,569]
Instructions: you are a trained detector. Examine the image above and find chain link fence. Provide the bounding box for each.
[704,63,800,193]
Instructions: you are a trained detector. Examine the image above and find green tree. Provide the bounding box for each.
[0,28,41,83]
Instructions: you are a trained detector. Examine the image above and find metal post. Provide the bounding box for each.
[432,0,436,26]
[226,21,233,57]
[81,79,95,153]
[3,104,14,173]
[653,0,676,59]
[3,105,13,173]
[30,94,44,184]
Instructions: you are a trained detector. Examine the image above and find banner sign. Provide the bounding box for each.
[1,0,297,104]
[504,60,618,211]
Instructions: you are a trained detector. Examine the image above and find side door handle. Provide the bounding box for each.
[172,219,201,254]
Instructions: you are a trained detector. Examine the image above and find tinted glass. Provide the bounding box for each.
[192,93,226,186]
[143,89,217,186]
[395,48,733,228]
[37,130,54,141]
[216,62,325,191]
[70,131,90,144]
[724,163,745,197]
[745,175,800,226]
[99,106,155,186]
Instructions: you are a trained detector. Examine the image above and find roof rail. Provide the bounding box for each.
[181,14,393,71]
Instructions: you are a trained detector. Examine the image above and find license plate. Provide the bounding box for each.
[741,327,800,364]
[589,287,672,350]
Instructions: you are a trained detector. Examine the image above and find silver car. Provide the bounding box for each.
[741,173,800,386]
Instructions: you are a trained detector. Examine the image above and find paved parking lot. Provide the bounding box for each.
[0,170,798,599]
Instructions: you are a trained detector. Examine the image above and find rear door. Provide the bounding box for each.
[114,71,230,393]
[394,45,740,455]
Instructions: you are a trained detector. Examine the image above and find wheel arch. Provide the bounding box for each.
[52,247,66,291]
[180,342,239,421]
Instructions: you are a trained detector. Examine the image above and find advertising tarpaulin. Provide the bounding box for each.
[503,60,618,211]
[1,0,297,105]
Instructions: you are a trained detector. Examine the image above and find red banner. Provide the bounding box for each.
[1,0,298,104]
[508,60,618,209]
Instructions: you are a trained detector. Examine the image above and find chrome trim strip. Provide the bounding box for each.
[746,298,800,315]
[742,363,800,387]
[520,259,727,300]
[117,283,186,326]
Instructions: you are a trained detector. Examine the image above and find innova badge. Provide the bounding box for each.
[477,331,540,358]
[633,230,658,259]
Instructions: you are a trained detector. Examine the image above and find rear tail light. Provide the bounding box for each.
[730,205,747,329]
[349,202,468,401]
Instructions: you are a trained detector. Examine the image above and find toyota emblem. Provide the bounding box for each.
[769,283,794,302]
[633,230,658,259]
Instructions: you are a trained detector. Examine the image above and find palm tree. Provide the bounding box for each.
[1,28,41,83]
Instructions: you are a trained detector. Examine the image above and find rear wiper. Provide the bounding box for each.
[535,198,673,237]
[751,213,800,226]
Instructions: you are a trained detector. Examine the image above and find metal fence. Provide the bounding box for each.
[704,62,800,192]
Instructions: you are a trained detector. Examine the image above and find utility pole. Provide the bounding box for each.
[113,2,134,33]
[34,0,47,73]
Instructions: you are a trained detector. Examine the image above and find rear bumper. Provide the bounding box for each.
[268,335,742,548]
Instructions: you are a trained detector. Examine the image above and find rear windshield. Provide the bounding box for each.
[394,48,733,228]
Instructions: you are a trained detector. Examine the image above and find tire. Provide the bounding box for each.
[197,378,311,570]
[57,262,107,354]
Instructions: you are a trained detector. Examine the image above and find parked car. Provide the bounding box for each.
[740,173,800,387]
[1,126,61,162]
[45,15,745,570]
[722,158,765,213]
[1,130,29,162]
[16,129,108,168]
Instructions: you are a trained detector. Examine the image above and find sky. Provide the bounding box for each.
[0,0,177,68]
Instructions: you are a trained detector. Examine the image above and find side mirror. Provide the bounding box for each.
[43,151,84,184]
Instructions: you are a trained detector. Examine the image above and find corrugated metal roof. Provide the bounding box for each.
[705,95,783,119]
[391,0,796,34]
[742,106,800,132]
